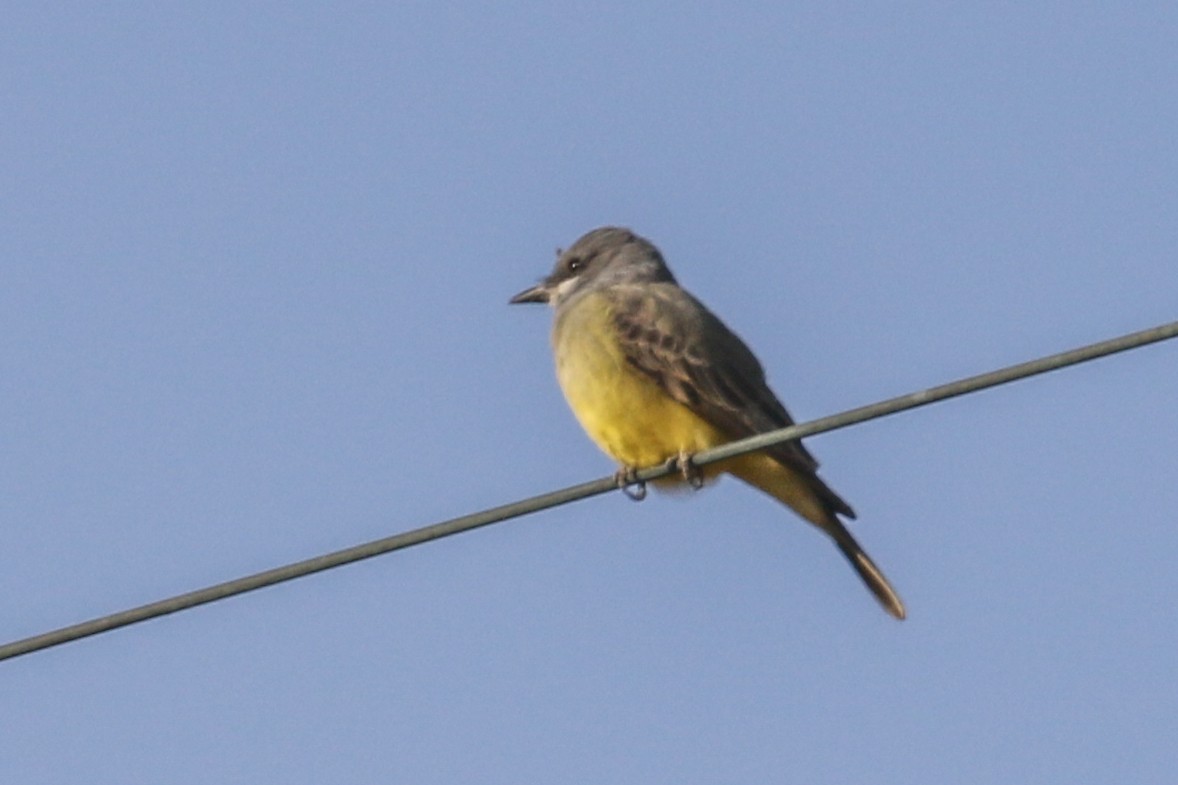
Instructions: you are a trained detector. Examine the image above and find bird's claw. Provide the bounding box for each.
[614,466,647,501]
[669,451,704,490]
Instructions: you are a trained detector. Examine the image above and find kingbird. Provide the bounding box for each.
[511,227,905,619]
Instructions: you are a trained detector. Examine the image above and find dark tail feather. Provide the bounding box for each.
[829,520,906,620]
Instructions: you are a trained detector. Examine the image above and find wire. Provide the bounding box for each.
[2,320,1176,663]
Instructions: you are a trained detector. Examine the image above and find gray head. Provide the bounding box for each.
[510,226,677,308]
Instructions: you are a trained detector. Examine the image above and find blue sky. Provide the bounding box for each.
[3,4,1177,783]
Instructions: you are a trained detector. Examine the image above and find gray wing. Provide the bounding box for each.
[610,282,855,519]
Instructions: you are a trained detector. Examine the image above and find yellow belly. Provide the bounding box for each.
[552,291,730,470]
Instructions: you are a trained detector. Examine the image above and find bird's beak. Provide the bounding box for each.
[509,282,550,304]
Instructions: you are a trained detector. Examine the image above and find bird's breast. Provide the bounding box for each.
[551,291,728,469]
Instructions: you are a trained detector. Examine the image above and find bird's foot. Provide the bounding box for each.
[668,451,704,490]
[614,466,647,501]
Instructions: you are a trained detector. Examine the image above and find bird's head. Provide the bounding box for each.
[510,226,676,308]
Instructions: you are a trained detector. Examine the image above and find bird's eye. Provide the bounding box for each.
[567,256,584,273]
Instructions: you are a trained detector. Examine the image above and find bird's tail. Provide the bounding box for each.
[726,451,906,619]
[827,518,906,620]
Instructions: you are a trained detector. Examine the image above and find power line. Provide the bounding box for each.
[2,320,1175,663]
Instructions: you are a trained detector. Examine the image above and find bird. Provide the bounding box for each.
[510,227,905,619]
